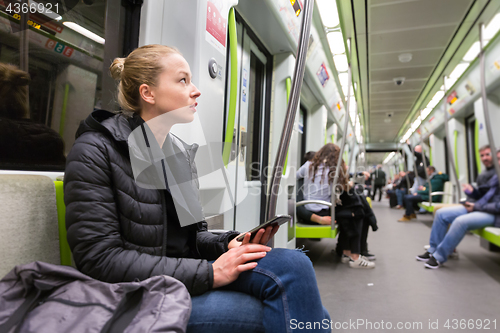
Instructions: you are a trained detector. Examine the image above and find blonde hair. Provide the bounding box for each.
[109,45,181,113]
[0,63,30,119]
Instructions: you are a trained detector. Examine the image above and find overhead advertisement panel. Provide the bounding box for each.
[415,35,500,140]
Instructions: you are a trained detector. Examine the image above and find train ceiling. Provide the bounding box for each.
[338,0,500,145]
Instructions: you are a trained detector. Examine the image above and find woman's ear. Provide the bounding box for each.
[139,83,155,106]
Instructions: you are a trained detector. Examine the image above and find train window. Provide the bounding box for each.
[0,0,128,171]
[245,51,265,181]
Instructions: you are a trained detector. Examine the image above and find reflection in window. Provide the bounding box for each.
[0,0,107,170]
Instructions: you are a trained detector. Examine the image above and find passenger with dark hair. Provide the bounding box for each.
[63,45,330,332]
[395,171,414,209]
[0,63,65,168]
[296,143,375,268]
[398,166,449,222]
[371,164,386,201]
[416,150,500,269]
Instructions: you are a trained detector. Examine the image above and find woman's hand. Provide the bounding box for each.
[462,183,473,194]
[228,225,279,249]
[212,243,271,288]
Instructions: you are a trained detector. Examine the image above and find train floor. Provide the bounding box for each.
[298,198,500,332]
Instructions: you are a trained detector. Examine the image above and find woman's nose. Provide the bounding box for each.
[191,85,201,98]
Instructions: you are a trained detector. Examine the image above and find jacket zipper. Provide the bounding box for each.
[160,190,168,257]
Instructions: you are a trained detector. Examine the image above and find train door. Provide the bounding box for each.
[224,18,271,232]
[465,115,479,183]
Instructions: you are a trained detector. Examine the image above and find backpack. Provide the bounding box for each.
[0,261,191,333]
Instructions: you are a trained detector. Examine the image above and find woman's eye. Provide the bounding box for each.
[180,78,187,83]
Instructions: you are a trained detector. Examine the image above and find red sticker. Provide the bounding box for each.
[63,46,74,58]
[45,39,56,50]
[206,1,226,47]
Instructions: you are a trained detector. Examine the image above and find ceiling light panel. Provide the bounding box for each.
[317,0,340,27]
[327,32,345,55]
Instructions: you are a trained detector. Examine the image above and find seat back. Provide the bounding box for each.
[0,175,61,277]
[442,181,453,204]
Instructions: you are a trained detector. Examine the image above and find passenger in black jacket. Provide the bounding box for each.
[64,44,330,332]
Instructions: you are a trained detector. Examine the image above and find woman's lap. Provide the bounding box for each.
[189,248,330,333]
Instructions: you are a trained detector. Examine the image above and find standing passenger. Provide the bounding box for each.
[64,44,330,332]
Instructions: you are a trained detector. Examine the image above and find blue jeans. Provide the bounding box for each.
[428,206,495,263]
[188,248,331,333]
[404,194,422,215]
[395,188,406,206]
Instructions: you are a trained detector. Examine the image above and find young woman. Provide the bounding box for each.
[64,44,330,332]
[296,143,375,268]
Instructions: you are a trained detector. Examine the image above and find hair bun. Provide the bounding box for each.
[110,58,125,80]
[0,63,30,86]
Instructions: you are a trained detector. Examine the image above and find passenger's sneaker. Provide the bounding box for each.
[424,256,440,269]
[349,257,375,269]
[341,254,350,263]
[360,252,376,261]
[409,213,417,219]
[416,251,432,262]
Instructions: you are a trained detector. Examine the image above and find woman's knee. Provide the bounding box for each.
[258,248,314,276]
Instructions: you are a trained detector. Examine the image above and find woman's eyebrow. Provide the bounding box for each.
[178,71,191,77]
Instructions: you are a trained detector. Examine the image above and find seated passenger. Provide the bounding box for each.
[416,150,500,269]
[0,63,65,169]
[64,44,330,332]
[398,166,448,222]
[296,146,333,225]
[395,171,414,209]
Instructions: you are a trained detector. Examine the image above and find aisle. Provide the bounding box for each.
[300,198,500,332]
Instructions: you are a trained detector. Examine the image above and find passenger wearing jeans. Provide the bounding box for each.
[416,150,500,269]
[398,166,448,222]
[64,45,330,333]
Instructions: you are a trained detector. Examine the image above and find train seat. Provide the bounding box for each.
[471,227,500,248]
[0,175,61,277]
[418,181,454,213]
[295,200,338,239]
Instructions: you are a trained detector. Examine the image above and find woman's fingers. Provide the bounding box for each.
[239,251,267,264]
[240,232,252,245]
[237,262,258,272]
[251,228,266,244]
[258,226,273,244]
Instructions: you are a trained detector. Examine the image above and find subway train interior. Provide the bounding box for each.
[1,0,500,332]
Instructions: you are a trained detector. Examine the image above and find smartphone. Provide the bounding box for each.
[459,200,468,205]
[235,215,292,242]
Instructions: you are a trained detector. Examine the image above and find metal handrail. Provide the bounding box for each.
[331,38,352,229]
[418,109,431,204]
[479,23,500,188]
[442,76,461,203]
[266,0,314,220]
[296,200,333,207]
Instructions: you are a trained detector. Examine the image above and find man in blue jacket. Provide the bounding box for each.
[416,149,500,269]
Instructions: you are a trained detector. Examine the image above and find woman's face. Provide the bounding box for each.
[149,53,201,123]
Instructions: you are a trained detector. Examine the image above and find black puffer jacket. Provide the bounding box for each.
[65,110,239,296]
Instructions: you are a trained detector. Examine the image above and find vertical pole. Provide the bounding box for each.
[408,142,421,186]
[401,149,411,190]
[442,76,461,202]
[479,23,500,187]
[418,110,431,204]
[266,0,313,220]
[331,38,352,229]
[19,0,29,115]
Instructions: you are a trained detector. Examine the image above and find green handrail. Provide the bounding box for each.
[283,77,292,175]
[222,8,238,167]
[331,134,334,143]
[475,120,482,174]
[429,145,433,165]
[454,130,459,176]
[54,181,72,266]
